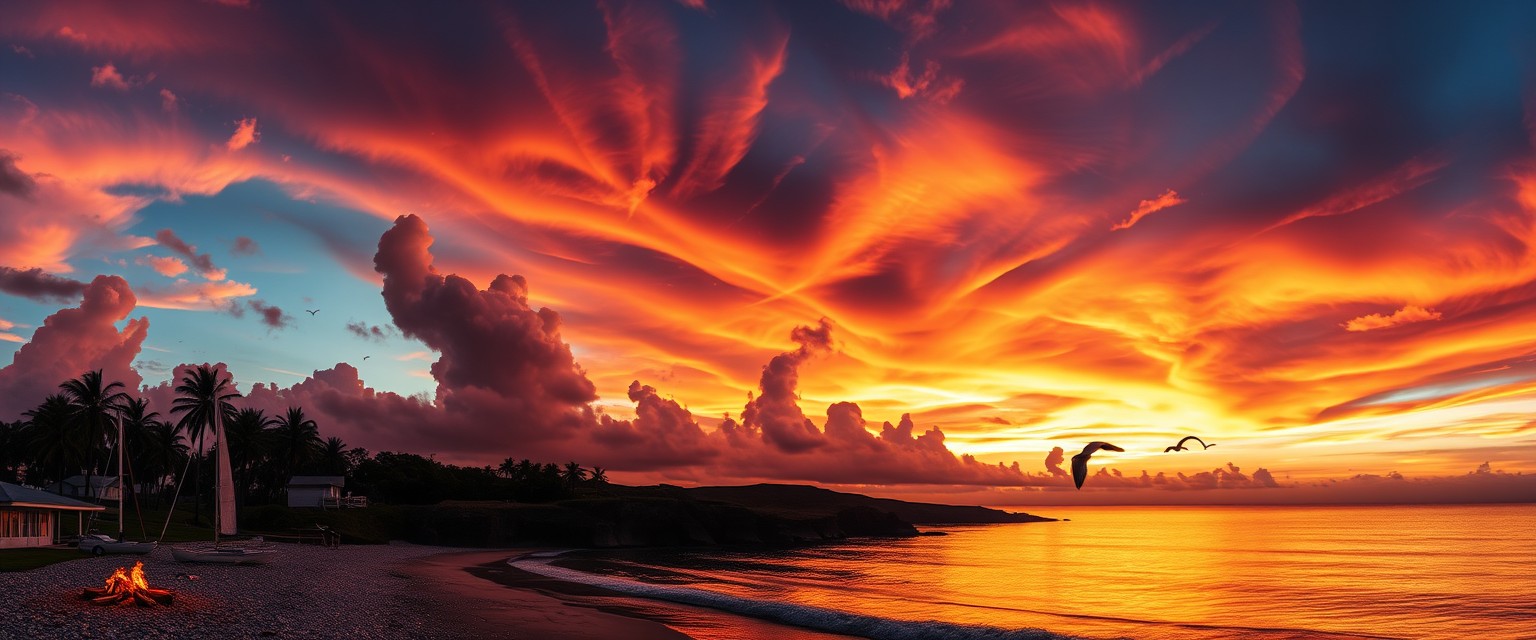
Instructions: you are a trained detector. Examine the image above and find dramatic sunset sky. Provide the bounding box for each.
[2,0,1534,504]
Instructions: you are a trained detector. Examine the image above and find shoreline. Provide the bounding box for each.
[404,548,858,640]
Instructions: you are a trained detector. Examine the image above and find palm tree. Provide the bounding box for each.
[588,466,608,486]
[317,436,349,476]
[118,397,161,508]
[514,459,535,483]
[60,370,130,504]
[136,422,188,506]
[24,395,78,494]
[270,406,322,482]
[169,365,242,525]
[497,457,518,479]
[0,420,23,483]
[225,407,275,504]
[560,461,587,488]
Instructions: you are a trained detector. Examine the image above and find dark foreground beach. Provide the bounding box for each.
[0,543,853,640]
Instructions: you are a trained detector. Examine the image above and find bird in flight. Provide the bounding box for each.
[1071,442,1124,490]
[306,309,319,316]
[362,355,371,360]
[1164,436,1216,452]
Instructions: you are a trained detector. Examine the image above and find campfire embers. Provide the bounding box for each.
[80,561,174,607]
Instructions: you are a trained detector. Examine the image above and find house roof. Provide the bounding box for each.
[55,475,120,488]
[0,481,106,511]
[285,475,345,488]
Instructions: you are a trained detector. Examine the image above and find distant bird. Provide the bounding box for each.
[306,309,319,316]
[1164,436,1216,452]
[362,355,370,360]
[1071,442,1124,490]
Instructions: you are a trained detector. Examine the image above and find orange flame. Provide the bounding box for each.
[84,560,171,606]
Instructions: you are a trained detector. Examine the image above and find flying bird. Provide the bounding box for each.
[1164,436,1216,452]
[306,309,319,316]
[362,355,371,360]
[1071,442,1124,490]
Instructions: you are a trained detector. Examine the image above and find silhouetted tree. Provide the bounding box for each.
[317,437,350,476]
[270,406,322,484]
[169,365,242,525]
[24,395,78,493]
[588,466,608,486]
[61,370,129,503]
[560,461,586,488]
[226,407,275,505]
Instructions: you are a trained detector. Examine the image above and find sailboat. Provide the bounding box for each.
[170,404,275,565]
[76,413,155,556]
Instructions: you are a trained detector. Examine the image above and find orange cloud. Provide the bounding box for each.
[135,278,257,310]
[135,254,189,277]
[1111,189,1185,230]
[1344,305,1444,332]
[226,117,258,151]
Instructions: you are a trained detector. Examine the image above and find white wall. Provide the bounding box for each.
[286,486,339,508]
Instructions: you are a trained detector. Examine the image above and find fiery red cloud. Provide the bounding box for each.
[1,1,1535,499]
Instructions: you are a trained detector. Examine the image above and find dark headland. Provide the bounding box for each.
[256,483,1055,549]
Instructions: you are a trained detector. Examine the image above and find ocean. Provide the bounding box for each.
[511,504,1536,640]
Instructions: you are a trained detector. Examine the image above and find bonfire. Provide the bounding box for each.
[80,561,174,607]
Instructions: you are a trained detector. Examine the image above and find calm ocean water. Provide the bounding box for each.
[512,504,1536,640]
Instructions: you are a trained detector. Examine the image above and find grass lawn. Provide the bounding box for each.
[0,548,81,572]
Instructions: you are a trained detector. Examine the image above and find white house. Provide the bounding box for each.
[0,481,105,549]
[44,475,120,502]
[285,476,344,508]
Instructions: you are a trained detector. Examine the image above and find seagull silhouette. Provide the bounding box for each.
[362,355,370,360]
[1071,442,1124,490]
[306,309,319,316]
[1164,436,1216,452]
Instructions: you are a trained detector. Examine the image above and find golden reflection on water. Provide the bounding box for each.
[617,504,1536,639]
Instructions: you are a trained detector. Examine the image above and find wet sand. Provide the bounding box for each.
[405,549,859,640]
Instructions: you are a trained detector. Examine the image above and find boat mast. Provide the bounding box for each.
[212,405,220,547]
[117,412,124,542]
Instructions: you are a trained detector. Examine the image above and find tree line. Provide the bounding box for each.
[0,366,611,516]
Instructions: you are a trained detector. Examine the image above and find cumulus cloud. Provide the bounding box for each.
[154,229,226,280]
[0,266,88,302]
[135,254,189,277]
[0,150,37,198]
[740,317,834,453]
[1344,305,1442,332]
[1044,446,1069,477]
[376,214,601,431]
[0,275,147,420]
[226,117,259,151]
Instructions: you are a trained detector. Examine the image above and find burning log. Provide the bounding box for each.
[79,561,174,607]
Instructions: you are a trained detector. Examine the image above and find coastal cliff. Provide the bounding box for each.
[393,483,1053,548]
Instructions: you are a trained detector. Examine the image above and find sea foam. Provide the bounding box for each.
[511,557,1077,640]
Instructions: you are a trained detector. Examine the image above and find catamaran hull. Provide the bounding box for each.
[170,548,276,565]
[80,541,155,556]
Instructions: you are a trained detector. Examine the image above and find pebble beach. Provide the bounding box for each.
[2,544,454,640]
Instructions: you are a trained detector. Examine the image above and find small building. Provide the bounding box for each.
[44,475,120,502]
[285,476,344,508]
[0,481,105,548]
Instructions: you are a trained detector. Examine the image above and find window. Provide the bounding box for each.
[0,511,48,538]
